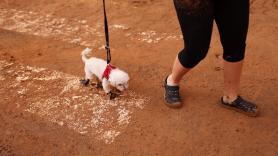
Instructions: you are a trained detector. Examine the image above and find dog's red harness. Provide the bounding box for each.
[102,64,116,79]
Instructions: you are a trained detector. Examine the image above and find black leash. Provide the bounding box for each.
[102,0,111,64]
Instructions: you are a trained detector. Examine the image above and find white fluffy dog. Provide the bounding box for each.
[80,48,129,96]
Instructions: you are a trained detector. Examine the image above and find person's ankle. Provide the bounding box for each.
[167,75,179,86]
[223,95,238,104]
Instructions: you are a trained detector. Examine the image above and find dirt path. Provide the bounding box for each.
[0,0,278,155]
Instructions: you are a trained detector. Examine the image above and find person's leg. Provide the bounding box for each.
[223,60,243,102]
[215,0,258,116]
[164,0,214,107]
[168,1,214,86]
[167,56,190,86]
[215,0,249,101]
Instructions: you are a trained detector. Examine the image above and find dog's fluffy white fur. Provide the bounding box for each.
[81,48,129,93]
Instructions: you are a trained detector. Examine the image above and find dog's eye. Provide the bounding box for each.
[118,84,123,86]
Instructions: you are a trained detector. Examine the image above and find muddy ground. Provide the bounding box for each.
[0,0,277,155]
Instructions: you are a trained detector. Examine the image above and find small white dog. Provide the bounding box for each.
[80,48,129,97]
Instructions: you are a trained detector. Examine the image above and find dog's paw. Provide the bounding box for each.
[108,91,118,100]
[80,79,90,86]
[96,82,103,89]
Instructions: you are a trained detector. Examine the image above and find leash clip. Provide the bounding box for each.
[105,45,110,51]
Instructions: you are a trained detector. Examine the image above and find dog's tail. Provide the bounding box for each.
[81,47,92,62]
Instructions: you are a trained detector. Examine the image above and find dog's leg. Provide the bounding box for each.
[90,76,102,88]
[102,79,117,100]
[102,79,111,93]
[95,78,103,88]
[80,67,92,86]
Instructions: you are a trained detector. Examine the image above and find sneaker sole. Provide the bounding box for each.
[164,94,183,108]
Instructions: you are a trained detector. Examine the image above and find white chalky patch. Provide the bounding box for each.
[0,75,5,81]
[33,71,63,81]
[0,8,101,47]
[135,31,182,44]
[16,76,29,82]
[0,59,149,144]
[17,88,27,95]
[0,8,182,46]
[117,107,130,126]
[71,38,82,44]
[60,78,80,94]
[111,24,129,30]
[26,66,46,73]
[100,130,121,144]
[0,60,6,80]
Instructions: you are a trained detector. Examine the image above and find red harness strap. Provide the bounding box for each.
[103,64,116,79]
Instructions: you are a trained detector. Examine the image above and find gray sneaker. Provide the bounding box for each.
[163,76,182,108]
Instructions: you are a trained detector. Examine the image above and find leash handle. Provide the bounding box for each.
[103,0,111,64]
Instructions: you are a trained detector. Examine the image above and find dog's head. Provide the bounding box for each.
[109,69,129,92]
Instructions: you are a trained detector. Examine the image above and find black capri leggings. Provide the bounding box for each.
[174,0,250,68]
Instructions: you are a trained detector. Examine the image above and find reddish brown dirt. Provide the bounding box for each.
[0,0,278,155]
